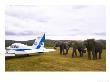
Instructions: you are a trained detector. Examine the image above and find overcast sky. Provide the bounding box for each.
[5,5,106,40]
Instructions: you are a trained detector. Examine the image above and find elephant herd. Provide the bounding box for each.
[55,39,104,60]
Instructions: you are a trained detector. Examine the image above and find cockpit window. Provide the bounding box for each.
[15,45,18,48]
[11,45,19,48]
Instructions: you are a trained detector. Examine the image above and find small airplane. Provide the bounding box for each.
[5,33,56,56]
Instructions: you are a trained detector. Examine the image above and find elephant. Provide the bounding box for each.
[83,39,103,60]
[55,41,70,55]
[71,41,86,57]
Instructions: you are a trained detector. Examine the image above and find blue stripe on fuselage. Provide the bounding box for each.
[12,49,31,51]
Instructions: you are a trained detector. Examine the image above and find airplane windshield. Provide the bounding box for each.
[11,45,19,48]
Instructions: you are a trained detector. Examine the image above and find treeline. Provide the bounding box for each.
[5,39,106,49]
[5,40,34,47]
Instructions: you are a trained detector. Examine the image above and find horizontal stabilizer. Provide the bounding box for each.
[43,48,56,52]
[5,53,15,56]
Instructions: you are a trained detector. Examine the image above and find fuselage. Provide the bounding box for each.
[6,43,44,54]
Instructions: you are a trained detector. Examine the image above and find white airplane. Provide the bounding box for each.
[5,33,56,56]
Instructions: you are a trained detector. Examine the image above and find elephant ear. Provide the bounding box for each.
[95,41,103,49]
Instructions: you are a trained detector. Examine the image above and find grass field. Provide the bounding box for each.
[5,48,106,71]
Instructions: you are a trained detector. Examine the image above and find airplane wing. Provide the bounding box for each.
[43,48,56,52]
[25,48,56,53]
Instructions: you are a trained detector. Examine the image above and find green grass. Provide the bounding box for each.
[5,48,106,71]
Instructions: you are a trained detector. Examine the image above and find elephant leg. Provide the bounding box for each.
[72,50,77,57]
[95,52,97,59]
[79,49,83,57]
[92,49,97,60]
[63,49,65,55]
[94,50,98,60]
[80,52,82,57]
[66,49,68,55]
[99,52,102,59]
[78,49,81,57]
[60,48,62,55]
[72,48,75,57]
[93,52,97,60]
[92,51,95,60]
[75,50,77,56]
[88,51,91,60]
[72,51,74,58]
[72,50,75,57]
[81,51,83,57]
[80,51,83,57]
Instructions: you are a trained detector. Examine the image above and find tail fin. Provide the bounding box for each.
[33,33,45,49]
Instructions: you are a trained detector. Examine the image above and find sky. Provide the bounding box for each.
[5,5,106,40]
